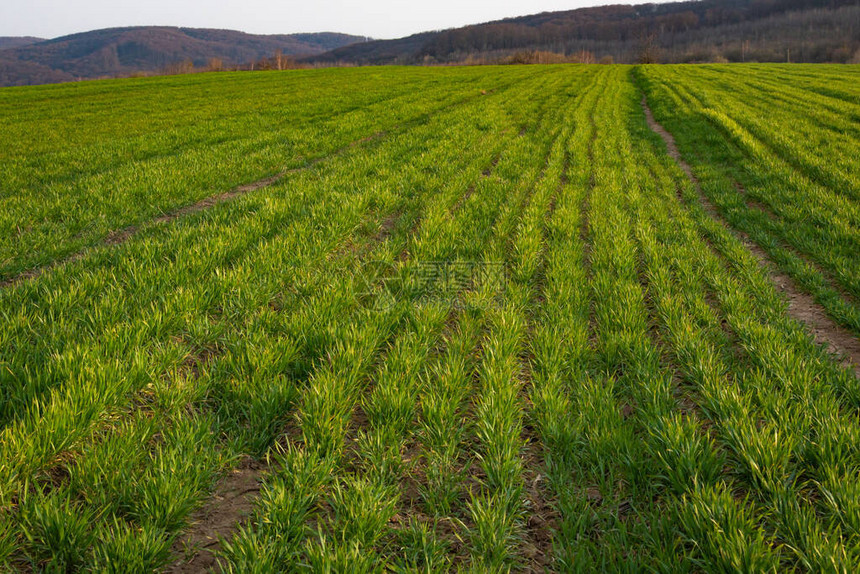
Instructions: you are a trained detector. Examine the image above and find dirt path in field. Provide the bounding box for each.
[0,172,290,291]
[449,151,503,217]
[170,185,435,570]
[732,181,860,306]
[0,131,389,292]
[2,85,525,292]
[641,97,860,377]
[166,457,263,573]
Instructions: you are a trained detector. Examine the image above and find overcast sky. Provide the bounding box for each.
[1,0,644,40]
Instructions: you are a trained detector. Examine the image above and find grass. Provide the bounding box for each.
[0,63,858,572]
[636,64,860,334]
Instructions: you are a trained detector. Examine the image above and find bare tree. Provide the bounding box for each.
[570,50,595,64]
[638,32,661,64]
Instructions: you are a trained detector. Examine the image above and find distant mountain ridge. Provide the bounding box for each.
[3,0,858,87]
[0,37,44,50]
[308,0,860,64]
[0,27,365,87]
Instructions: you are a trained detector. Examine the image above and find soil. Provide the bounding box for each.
[166,457,263,573]
[450,151,501,216]
[520,431,558,574]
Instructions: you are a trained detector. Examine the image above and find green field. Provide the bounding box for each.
[1,64,859,572]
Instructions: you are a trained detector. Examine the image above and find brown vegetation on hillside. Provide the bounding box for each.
[309,0,860,65]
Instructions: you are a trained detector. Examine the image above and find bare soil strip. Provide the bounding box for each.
[166,457,263,573]
[449,150,503,217]
[4,85,520,291]
[0,132,390,291]
[732,180,859,306]
[520,432,556,574]
[582,111,598,352]
[519,148,572,574]
[0,175,289,291]
[172,193,431,570]
[641,98,860,377]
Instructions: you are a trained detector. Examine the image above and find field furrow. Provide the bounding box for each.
[2,63,858,572]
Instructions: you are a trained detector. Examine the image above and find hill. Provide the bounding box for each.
[0,37,44,50]
[308,0,860,64]
[0,27,365,87]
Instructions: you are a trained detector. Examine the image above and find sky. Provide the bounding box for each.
[0,0,635,40]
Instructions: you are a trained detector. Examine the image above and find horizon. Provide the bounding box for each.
[0,0,675,42]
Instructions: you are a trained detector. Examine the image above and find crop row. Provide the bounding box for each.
[0,66,545,280]
[2,64,858,572]
[637,64,860,335]
[0,65,584,571]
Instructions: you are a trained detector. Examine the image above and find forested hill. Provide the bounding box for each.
[0,27,365,87]
[0,37,44,50]
[308,0,860,64]
[2,0,857,87]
